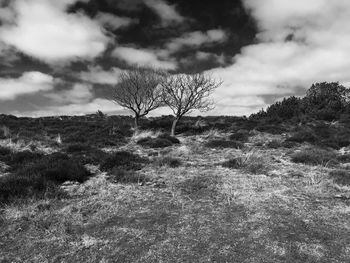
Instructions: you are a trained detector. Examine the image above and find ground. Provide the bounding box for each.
[1,131,350,263]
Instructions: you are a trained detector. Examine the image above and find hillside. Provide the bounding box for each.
[0,111,350,262]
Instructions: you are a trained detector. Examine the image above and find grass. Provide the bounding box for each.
[222,151,270,174]
[290,147,338,167]
[206,139,244,149]
[329,169,350,185]
[155,156,182,168]
[106,168,147,184]
[1,118,350,262]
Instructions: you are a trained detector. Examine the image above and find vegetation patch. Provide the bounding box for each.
[65,143,93,153]
[176,175,218,197]
[222,152,270,174]
[329,169,350,186]
[155,156,182,168]
[137,134,179,148]
[266,140,283,149]
[100,151,147,171]
[0,153,90,203]
[106,167,147,184]
[229,130,249,142]
[206,140,244,149]
[291,148,338,166]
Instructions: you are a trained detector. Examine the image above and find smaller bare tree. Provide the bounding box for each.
[112,67,164,129]
[161,73,221,136]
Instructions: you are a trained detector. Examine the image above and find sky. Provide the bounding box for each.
[0,0,350,117]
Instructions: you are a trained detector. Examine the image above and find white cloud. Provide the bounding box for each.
[45,84,94,104]
[206,0,350,115]
[166,29,228,53]
[112,47,177,70]
[16,98,123,117]
[143,0,184,25]
[79,66,123,85]
[0,71,55,100]
[0,0,109,63]
[95,12,137,30]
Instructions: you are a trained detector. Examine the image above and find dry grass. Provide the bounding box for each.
[1,131,350,262]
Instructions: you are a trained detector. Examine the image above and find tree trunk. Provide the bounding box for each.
[171,117,179,136]
[134,115,139,130]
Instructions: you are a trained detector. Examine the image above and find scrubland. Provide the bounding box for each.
[0,113,350,263]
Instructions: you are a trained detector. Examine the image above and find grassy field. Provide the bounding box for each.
[1,128,350,262]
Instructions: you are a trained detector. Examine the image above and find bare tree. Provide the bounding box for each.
[112,67,164,129]
[161,73,221,136]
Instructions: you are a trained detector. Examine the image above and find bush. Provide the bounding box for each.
[222,158,241,169]
[206,140,244,149]
[4,150,44,171]
[158,133,180,144]
[155,156,182,168]
[329,169,350,186]
[229,130,249,142]
[287,130,318,143]
[65,143,92,153]
[266,140,283,149]
[137,137,173,148]
[281,141,298,148]
[0,146,11,158]
[0,153,90,203]
[291,148,338,166]
[337,154,350,163]
[222,152,269,174]
[255,124,286,135]
[100,151,147,171]
[71,149,110,166]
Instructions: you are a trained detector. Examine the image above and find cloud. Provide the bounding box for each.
[16,98,124,117]
[0,0,109,63]
[143,0,184,25]
[79,66,123,85]
[0,71,56,100]
[95,12,137,30]
[206,0,350,115]
[45,84,94,104]
[112,47,177,70]
[166,29,228,53]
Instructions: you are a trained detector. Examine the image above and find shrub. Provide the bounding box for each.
[137,137,173,148]
[5,150,44,171]
[229,130,249,142]
[329,169,350,186]
[158,133,180,144]
[155,156,182,168]
[281,141,298,148]
[287,130,318,143]
[100,151,147,171]
[291,148,338,166]
[72,149,110,166]
[65,143,92,153]
[222,158,241,169]
[0,146,11,158]
[206,140,244,149]
[0,153,90,203]
[222,152,269,174]
[337,154,350,163]
[266,140,282,149]
[255,123,287,134]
